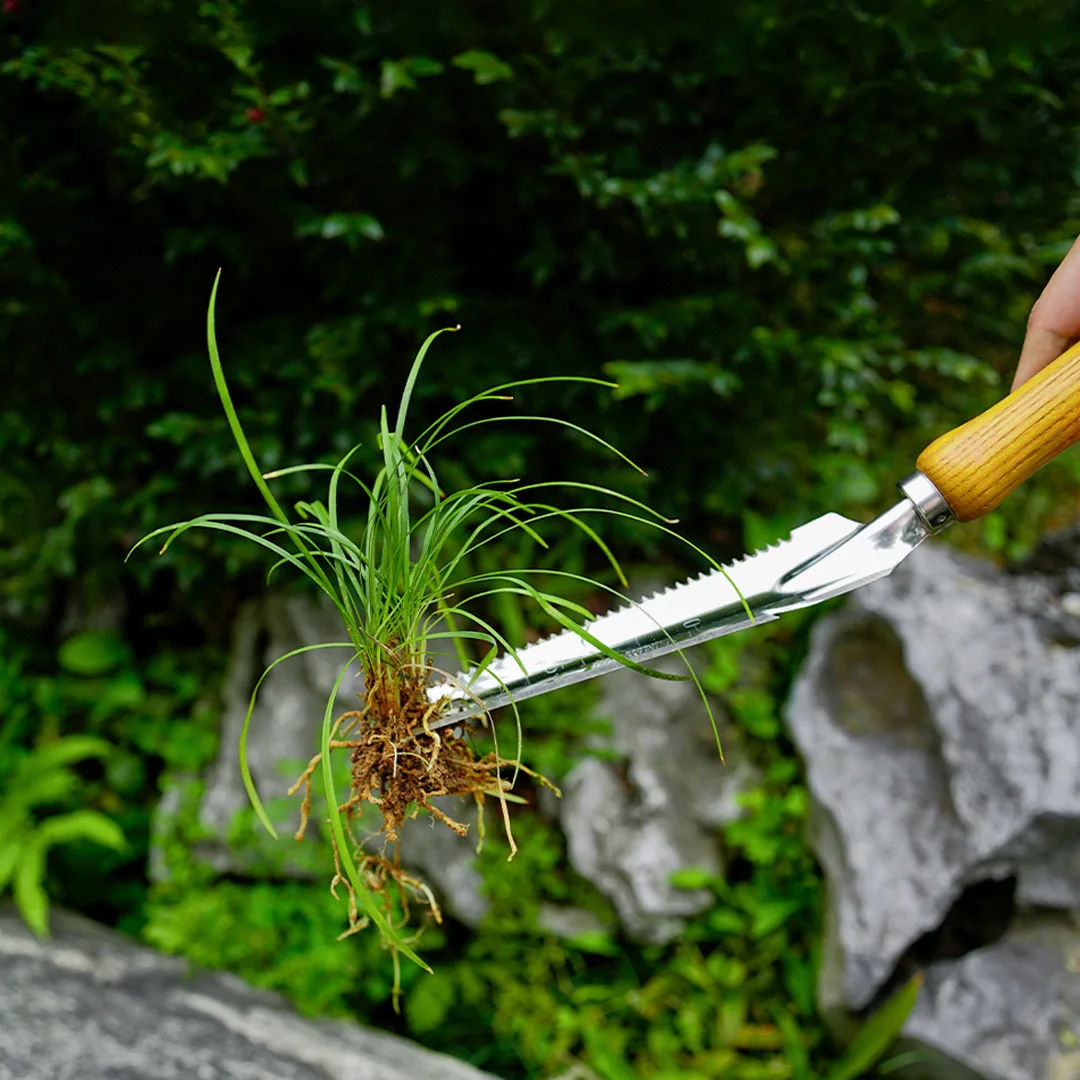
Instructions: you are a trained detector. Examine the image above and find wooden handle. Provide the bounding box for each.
[917,338,1080,522]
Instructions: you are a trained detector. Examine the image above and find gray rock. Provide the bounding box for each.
[197,593,364,872]
[786,542,1080,1017]
[0,905,500,1080]
[560,652,759,944]
[562,757,720,944]
[896,914,1080,1080]
[598,651,761,830]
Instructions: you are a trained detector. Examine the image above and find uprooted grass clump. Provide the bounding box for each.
[288,660,555,931]
[133,274,732,978]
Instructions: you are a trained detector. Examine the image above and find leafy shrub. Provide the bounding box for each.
[0,624,217,933]
[0,728,126,936]
[0,629,128,934]
[5,0,1080,629]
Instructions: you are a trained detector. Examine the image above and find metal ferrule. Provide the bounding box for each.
[898,471,955,534]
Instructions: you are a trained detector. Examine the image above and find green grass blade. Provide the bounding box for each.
[474,573,690,682]
[435,605,525,673]
[394,326,460,442]
[430,603,473,674]
[449,566,727,755]
[473,506,752,620]
[425,415,648,475]
[142,519,352,622]
[238,642,358,838]
[206,272,290,527]
[463,500,628,587]
[460,585,595,622]
[511,480,678,522]
[264,460,377,503]
[415,375,618,452]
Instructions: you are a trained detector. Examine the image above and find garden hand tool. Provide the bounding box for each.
[427,340,1080,730]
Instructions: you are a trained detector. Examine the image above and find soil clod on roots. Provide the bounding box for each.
[288,663,554,936]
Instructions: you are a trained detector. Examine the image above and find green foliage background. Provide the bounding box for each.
[3,1,1080,1077]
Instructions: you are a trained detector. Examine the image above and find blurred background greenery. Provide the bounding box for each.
[3,1,1080,1077]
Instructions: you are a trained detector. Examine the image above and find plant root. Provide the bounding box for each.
[290,662,551,935]
[347,664,522,845]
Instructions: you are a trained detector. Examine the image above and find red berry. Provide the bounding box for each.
[3,0,21,13]
[245,107,267,124]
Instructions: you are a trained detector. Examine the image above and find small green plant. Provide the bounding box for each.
[0,621,218,937]
[0,723,126,937]
[133,275,731,974]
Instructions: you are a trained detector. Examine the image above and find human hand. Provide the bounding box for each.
[1012,235,1080,391]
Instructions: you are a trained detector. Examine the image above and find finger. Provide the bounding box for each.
[1012,327,1073,391]
[1013,236,1080,390]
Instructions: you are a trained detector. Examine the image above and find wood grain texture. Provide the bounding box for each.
[917,337,1080,522]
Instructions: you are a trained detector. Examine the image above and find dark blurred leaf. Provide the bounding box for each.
[452,50,513,85]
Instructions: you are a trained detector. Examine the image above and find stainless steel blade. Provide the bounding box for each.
[426,480,942,731]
